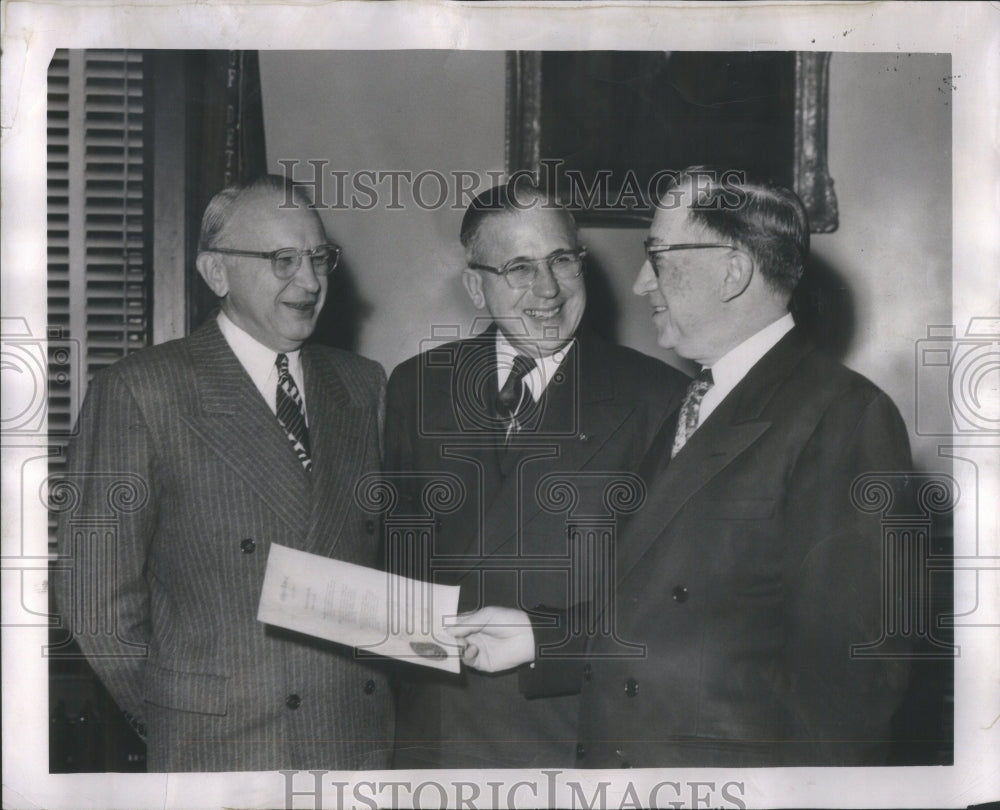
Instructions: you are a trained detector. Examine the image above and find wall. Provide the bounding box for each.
[260,51,951,471]
[261,50,506,367]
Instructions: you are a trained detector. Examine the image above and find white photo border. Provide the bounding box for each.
[2,2,998,808]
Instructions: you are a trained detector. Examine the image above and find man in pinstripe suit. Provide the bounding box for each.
[56,175,393,771]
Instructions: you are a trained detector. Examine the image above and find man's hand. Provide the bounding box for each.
[448,606,536,673]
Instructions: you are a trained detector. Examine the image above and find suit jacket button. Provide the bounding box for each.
[575,744,586,759]
[365,520,375,534]
[240,538,256,554]
[671,585,688,603]
[364,679,376,695]
[582,663,592,681]
[285,693,301,710]
[578,432,589,442]
[625,677,639,697]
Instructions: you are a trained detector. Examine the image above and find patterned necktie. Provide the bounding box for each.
[496,354,537,444]
[275,353,312,472]
[671,368,714,458]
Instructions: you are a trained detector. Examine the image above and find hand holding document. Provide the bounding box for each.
[448,606,537,673]
[257,543,462,673]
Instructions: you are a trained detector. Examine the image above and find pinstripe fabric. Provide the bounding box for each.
[55,319,394,772]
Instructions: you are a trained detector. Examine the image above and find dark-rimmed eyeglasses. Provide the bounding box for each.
[644,240,737,277]
[469,247,587,290]
[207,243,341,280]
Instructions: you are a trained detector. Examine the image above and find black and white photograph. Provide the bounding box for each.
[1,2,997,808]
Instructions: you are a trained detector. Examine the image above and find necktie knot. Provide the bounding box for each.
[672,367,714,458]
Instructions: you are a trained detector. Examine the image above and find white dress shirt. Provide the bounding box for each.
[217,311,308,423]
[495,329,571,403]
[695,312,795,430]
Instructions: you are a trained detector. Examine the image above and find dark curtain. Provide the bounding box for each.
[184,50,268,332]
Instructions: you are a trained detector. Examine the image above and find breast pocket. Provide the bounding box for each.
[142,664,229,716]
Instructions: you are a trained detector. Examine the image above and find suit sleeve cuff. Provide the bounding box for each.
[517,605,586,700]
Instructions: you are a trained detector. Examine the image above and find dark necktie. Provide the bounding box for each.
[275,353,312,472]
[496,354,537,444]
[671,368,714,458]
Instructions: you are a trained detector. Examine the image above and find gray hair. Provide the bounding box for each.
[198,174,317,251]
[664,168,810,296]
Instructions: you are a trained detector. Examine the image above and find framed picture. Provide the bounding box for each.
[506,51,838,230]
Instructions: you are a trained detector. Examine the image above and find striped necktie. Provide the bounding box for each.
[275,353,312,472]
[671,368,714,458]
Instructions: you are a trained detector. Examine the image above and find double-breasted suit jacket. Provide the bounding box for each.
[556,329,914,767]
[55,318,393,771]
[386,326,688,768]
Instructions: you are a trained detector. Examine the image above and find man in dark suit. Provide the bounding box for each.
[387,183,688,768]
[456,170,915,767]
[55,175,393,771]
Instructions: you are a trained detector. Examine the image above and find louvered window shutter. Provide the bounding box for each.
[47,49,151,546]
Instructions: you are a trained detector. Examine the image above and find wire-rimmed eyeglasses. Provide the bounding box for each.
[207,243,342,280]
[469,247,587,290]
[644,240,737,277]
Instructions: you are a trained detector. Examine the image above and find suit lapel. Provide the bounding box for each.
[614,418,770,583]
[182,319,311,536]
[301,347,372,553]
[551,332,638,472]
[615,329,813,584]
[616,329,811,584]
[445,330,504,484]
[475,333,641,559]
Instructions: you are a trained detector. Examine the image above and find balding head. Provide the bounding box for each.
[199,174,319,252]
[195,174,331,352]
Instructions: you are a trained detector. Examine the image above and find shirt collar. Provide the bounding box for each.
[706,312,795,394]
[217,310,303,392]
[494,328,572,402]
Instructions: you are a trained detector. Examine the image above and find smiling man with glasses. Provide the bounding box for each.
[385,182,687,768]
[56,174,393,771]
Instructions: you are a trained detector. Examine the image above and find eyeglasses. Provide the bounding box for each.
[469,247,587,290]
[207,243,342,280]
[644,240,736,278]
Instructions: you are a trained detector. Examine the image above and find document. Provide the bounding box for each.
[257,543,462,673]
